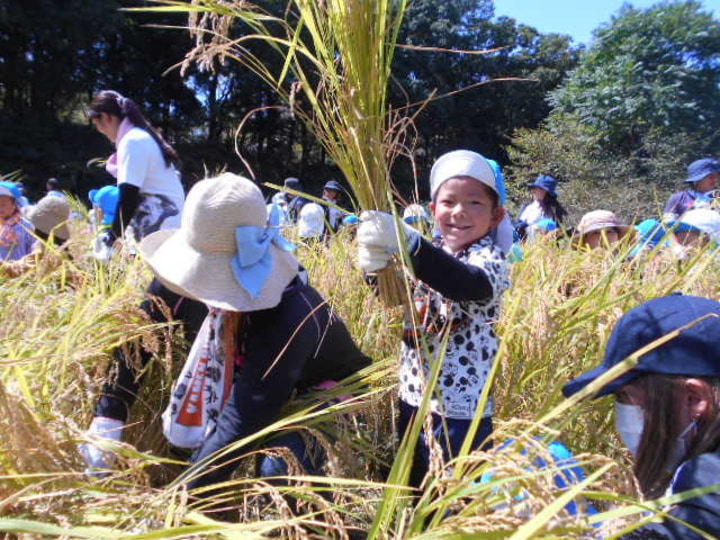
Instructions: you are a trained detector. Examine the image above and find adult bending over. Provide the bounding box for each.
[88,90,184,245]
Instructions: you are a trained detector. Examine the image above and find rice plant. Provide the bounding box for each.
[2,210,718,538]
[3,1,720,538]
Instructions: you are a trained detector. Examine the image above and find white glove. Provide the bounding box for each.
[91,232,114,263]
[358,210,420,253]
[358,245,393,273]
[79,416,125,477]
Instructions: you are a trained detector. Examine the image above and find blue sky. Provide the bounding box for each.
[493,0,720,46]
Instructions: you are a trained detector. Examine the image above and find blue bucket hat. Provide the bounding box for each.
[635,218,666,246]
[343,214,359,225]
[534,218,558,233]
[527,174,558,198]
[323,179,343,192]
[629,218,667,257]
[563,294,720,398]
[92,185,120,226]
[0,181,22,201]
[685,158,720,184]
[283,177,301,190]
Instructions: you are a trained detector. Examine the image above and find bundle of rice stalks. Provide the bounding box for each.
[141,0,413,304]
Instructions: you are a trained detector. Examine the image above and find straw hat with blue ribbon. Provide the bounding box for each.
[140,173,298,312]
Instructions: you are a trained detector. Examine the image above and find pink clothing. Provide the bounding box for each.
[105,118,135,178]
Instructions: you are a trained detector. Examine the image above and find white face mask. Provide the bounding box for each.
[615,402,645,456]
[667,417,700,472]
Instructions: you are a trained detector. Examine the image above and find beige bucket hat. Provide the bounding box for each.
[573,210,634,247]
[140,173,299,312]
[27,195,71,240]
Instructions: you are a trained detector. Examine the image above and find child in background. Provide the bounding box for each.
[573,210,634,251]
[563,294,720,539]
[322,179,349,234]
[667,208,720,258]
[357,149,510,487]
[0,181,36,261]
[664,158,720,220]
[516,174,567,239]
[1,195,72,278]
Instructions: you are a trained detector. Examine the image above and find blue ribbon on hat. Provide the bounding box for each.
[231,204,295,299]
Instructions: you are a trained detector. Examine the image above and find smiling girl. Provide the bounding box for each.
[357,149,510,487]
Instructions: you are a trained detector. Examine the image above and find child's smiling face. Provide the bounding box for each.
[430,176,505,253]
[0,196,17,219]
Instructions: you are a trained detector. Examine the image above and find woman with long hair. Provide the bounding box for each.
[88,90,184,244]
[564,294,720,538]
[82,92,205,474]
[516,174,567,239]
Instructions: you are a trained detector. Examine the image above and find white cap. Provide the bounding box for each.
[679,208,720,242]
[429,150,497,200]
[298,202,325,238]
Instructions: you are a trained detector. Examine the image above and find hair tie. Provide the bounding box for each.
[115,94,127,112]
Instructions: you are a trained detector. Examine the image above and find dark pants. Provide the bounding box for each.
[398,400,493,488]
[95,278,208,422]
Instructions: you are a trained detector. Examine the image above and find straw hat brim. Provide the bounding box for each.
[571,224,635,248]
[27,209,70,240]
[140,229,299,312]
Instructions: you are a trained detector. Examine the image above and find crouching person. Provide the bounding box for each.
[138,173,371,498]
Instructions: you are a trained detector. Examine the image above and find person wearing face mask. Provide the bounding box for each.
[563,294,720,539]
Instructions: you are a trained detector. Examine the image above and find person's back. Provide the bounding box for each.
[117,127,184,239]
[298,202,325,239]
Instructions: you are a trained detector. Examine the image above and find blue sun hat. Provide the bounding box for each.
[88,189,99,204]
[685,158,720,184]
[527,174,558,198]
[563,294,720,399]
[0,181,22,202]
[323,179,344,193]
[343,214,359,226]
[629,219,667,258]
[92,185,120,226]
[535,218,558,233]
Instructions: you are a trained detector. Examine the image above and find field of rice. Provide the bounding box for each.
[1,213,718,539]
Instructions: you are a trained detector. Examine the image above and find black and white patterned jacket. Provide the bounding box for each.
[399,235,510,419]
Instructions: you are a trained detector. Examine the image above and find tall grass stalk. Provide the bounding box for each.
[3,216,720,536]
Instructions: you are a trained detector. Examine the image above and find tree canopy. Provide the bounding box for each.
[507,1,720,220]
[549,0,720,152]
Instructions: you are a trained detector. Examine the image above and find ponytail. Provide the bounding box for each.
[88,90,180,169]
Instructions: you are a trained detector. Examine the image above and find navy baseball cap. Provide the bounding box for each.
[323,179,343,192]
[563,294,720,398]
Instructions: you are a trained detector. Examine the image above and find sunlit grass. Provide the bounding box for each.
[2,213,719,537]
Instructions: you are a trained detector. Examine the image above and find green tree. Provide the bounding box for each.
[390,0,580,192]
[549,0,720,152]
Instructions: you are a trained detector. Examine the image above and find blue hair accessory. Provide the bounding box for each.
[487,159,507,205]
[231,204,296,298]
[343,214,359,225]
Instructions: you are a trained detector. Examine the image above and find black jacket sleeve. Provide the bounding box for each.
[409,238,495,303]
[111,183,141,237]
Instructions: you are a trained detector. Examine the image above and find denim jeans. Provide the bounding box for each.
[398,400,493,488]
